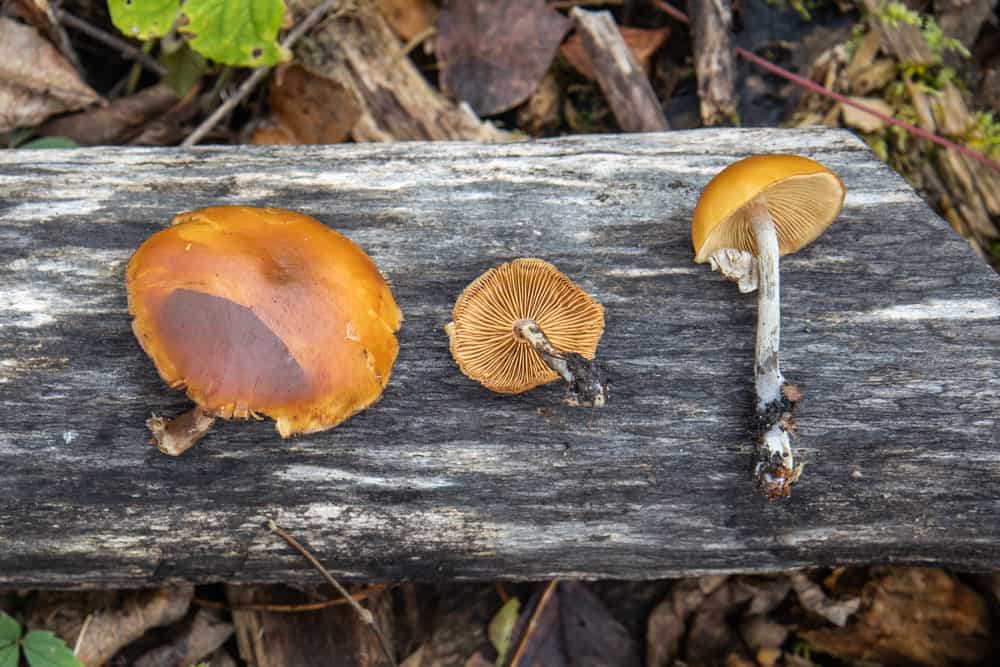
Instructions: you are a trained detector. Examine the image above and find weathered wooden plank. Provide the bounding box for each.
[0,129,998,587]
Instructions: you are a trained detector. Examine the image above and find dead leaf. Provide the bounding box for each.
[839,97,895,134]
[376,0,438,42]
[560,26,670,81]
[40,83,179,146]
[799,567,991,667]
[437,0,570,116]
[0,17,100,132]
[25,587,193,667]
[789,572,860,627]
[252,63,361,145]
[507,580,640,667]
[134,609,233,667]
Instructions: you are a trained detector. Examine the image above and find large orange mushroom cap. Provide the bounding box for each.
[126,206,402,438]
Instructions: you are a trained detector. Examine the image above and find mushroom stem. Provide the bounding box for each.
[750,197,784,409]
[513,319,607,407]
[749,197,800,499]
[147,406,217,456]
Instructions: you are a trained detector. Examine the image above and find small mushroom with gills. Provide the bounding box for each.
[126,206,403,455]
[445,258,607,406]
[691,154,845,499]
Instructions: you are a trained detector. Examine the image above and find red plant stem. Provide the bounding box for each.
[651,0,1000,173]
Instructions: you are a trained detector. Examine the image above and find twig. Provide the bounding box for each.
[47,3,85,78]
[193,583,389,613]
[399,25,435,59]
[268,520,394,663]
[652,0,1000,173]
[56,10,167,77]
[181,0,340,146]
[550,0,625,7]
[72,613,93,657]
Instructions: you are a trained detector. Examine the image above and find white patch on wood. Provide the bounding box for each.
[860,298,1000,322]
[277,464,454,489]
[5,198,108,221]
[606,267,699,277]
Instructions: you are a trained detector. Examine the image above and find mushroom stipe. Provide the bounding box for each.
[692,154,846,500]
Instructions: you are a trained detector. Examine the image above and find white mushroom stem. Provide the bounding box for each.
[513,319,606,407]
[748,196,797,495]
[148,406,217,456]
[749,196,784,411]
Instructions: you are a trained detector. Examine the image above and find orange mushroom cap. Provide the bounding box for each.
[445,258,605,394]
[126,206,402,438]
[691,154,846,263]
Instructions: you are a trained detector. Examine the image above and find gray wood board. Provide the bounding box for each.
[0,129,998,587]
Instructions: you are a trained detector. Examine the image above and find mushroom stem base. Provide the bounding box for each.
[148,406,217,456]
[753,383,802,500]
[514,319,607,407]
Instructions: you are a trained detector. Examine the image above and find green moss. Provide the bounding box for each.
[876,1,969,60]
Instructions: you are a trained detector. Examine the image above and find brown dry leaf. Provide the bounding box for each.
[133,609,233,667]
[507,581,640,667]
[252,63,361,145]
[560,26,670,81]
[789,572,860,627]
[25,587,193,667]
[437,0,570,117]
[840,97,894,134]
[0,17,100,132]
[799,567,991,667]
[376,0,438,42]
[40,83,179,145]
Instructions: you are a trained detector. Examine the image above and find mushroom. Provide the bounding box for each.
[445,258,607,406]
[126,206,403,455]
[691,154,845,499]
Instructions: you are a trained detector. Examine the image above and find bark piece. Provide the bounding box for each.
[687,0,738,126]
[289,0,505,142]
[228,585,395,667]
[436,0,570,117]
[935,0,994,49]
[860,0,936,66]
[516,71,562,135]
[568,8,668,132]
[0,16,100,132]
[800,567,991,667]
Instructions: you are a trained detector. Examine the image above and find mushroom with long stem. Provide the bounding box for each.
[691,155,845,499]
[446,258,607,406]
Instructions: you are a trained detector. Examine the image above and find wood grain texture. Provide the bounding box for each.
[0,129,998,587]
[569,8,669,132]
[688,0,738,126]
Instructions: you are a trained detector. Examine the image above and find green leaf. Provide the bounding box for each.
[0,644,19,667]
[18,137,79,149]
[182,0,290,66]
[487,597,521,667]
[0,613,20,645]
[22,630,82,667]
[108,0,182,39]
[159,43,208,96]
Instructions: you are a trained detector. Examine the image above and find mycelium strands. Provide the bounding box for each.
[748,196,800,498]
[513,319,606,407]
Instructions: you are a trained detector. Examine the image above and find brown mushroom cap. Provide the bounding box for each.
[691,154,846,263]
[445,258,605,394]
[126,206,402,437]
